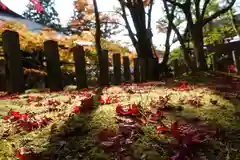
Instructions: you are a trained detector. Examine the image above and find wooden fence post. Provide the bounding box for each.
[73,45,87,89]
[232,50,240,73]
[0,59,6,91]
[134,58,140,82]
[139,58,146,82]
[44,40,63,91]
[113,53,121,85]
[99,49,109,86]
[123,56,131,82]
[2,30,25,93]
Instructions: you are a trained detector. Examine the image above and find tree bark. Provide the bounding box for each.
[129,7,153,59]
[191,24,208,70]
[180,46,194,72]
[162,25,171,65]
[119,0,154,59]
[119,0,139,54]
[93,0,102,56]
[166,0,236,71]
[170,20,195,71]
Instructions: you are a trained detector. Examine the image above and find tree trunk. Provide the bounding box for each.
[181,46,196,72]
[191,25,208,70]
[170,21,195,72]
[137,31,153,59]
[162,24,171,65]
[93,0,101,56]
[128,5,153,59]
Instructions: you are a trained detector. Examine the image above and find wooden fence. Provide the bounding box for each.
[0,30,159,93]
[206,41,240,73]
[171,41,240,75]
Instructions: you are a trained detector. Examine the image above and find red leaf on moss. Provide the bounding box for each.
[21,113,31,121]
[152,111,162,117]
[130,104,139,115]
[73,106,80,113]
[16,150,25,160]
[3,116,10,120]
[149,116,159,121]
[99,98,105,104]
[105,97,112,104]
[116,104,139,116]
[156,126,169,133]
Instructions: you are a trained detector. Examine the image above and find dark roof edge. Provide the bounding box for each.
[0,2,25,19]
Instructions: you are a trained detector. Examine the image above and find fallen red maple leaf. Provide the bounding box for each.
[3,116,10,121]
[116,104,139,116]
[156,126,169,134]
[73,106,80,113]
[16,150,25,160]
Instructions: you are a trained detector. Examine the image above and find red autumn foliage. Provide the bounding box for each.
[30,0,44,13]
[156,126,169,134]
[173,81,193,91]
[0,93,19,100]
[99,96,118,105]
[228,64,237,73]
[27,96,43,102]
[73,106,80,113]
[169,121,216,159]
[116,104,139,116]
[81,96,94,111]
[141,109,164,123]
[97,128,120,152]
[16,149,25,160]
[47,99,61,106]
[3,110,52,132]
[0,2,7,9]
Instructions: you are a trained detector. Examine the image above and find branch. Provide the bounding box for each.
[92,0,102,56]
[98,10,123,17]
[182,0,194,29]
[147,0,154,30]
[166,0,184,8]
[201,0,210,19]
[170,33,177,46]
[194,0,200,20]
[100,21,126,27]
[203,0,236,26]
[118,0,138,48]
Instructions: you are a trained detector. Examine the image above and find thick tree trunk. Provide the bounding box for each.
[191,25,208,70]
[128,4,153,59]
[137,32,153,59]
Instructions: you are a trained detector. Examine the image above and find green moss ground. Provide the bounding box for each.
[0,74,240,159]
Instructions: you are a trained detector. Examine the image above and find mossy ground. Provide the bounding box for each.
[0,72,240,160]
